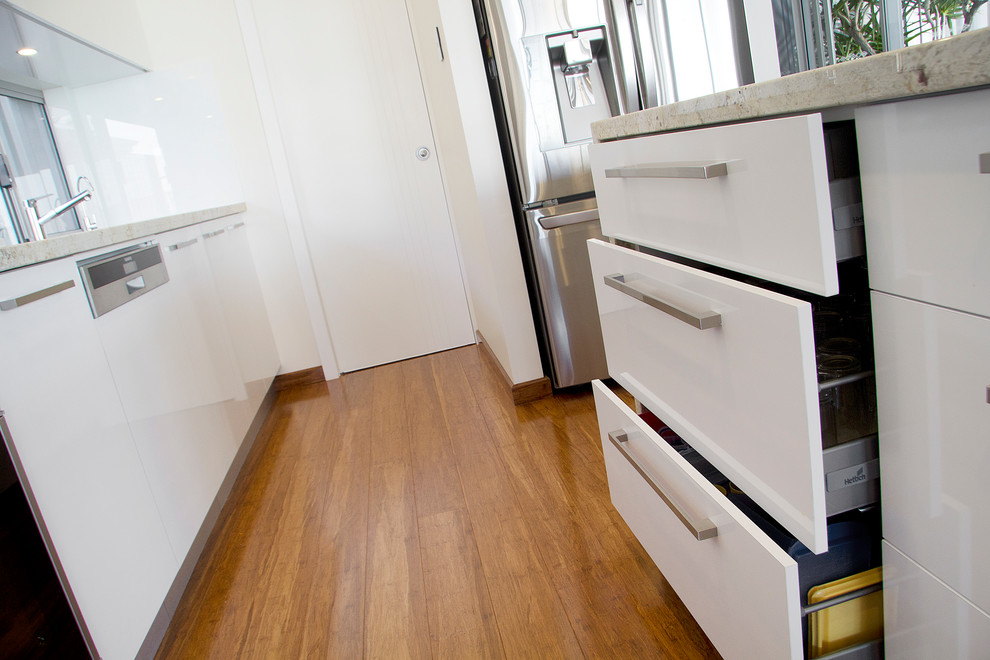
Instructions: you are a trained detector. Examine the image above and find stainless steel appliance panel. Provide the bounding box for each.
[483,0,622,205]
[526,198,609,387]
[77,242,168,318]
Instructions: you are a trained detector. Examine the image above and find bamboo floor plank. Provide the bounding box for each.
[363,362,431,660]
[429,349,587,659]
[156,345,719,659]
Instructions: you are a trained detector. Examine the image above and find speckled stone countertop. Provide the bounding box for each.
[592,27,990,142]
[0,203,247,273]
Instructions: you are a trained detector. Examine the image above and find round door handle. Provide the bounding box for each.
[416,147,431,161]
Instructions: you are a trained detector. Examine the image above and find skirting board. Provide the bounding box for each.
[476,331,551,405]
[136,379,279,660]
[273,365,326,390]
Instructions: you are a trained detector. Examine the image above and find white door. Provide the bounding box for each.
[251,0,475,373]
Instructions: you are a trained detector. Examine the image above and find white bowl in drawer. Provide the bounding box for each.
[589,239,828,553]
[590,113,839,296]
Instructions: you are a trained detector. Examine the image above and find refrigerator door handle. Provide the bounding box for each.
[537,208,601,231]
[627,0,678,108]
[626,0,660,108]
[605,0,644,114]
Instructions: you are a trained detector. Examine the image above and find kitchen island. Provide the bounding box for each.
[0,202,246,273]
[593,27,990,141]
[588,26,990,660]
[0,203,280,659]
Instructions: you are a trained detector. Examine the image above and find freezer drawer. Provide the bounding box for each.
[590,114,841,296]
[857,88,990,318]
[589,238,828,553]
[883,542,990,659]
[872,292,990,612]
[593,381,803,659]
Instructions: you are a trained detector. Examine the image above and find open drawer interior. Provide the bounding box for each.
[597,381,884,658]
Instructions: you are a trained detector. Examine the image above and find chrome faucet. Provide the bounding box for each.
[24,178,96,240]
[33,189,91,238]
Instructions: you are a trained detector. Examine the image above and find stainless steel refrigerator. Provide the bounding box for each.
[472,0,797,388]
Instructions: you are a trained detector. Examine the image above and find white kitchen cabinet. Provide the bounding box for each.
[200,217,280,440]
[0,256,177,660]
[588,108,882,659]
[872,289,990,612]
[855,87,990,655]
[857,88,990,318]
[588,238,827,553]
[590,114,840,296]
[883,542,990,660]
[93,224,242,561]
[593,381,803,659]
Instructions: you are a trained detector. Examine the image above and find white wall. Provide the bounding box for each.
[45,63,243,226]
[16,0,545,386]
[406,0,544,384]
[15,0,326,375]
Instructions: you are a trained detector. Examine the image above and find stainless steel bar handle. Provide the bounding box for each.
[0,280,75,311]
[980,153,989,174]
[986,386,989,405]
[537,209,599,231]
[604,161,729,180]
[604,273,721,330]
[227,221,246,231]
[202,228,226,239]
[608,430,718,541]
[167,238,198,252]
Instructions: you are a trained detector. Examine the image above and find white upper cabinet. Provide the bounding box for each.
[590,114,839,296]
[856,88,990,318]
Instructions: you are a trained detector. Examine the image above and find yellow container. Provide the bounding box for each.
[807,567,883,657]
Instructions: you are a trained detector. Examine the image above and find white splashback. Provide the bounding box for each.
[43,62,243,228]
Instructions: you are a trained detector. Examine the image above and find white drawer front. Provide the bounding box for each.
[590,114,838,296]
[857,88,990,317]
[589,239,827,553]
[593,381,802,660]
[883,542,990,659]
[873,292,990,612]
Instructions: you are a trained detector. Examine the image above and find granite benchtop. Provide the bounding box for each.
[0,203,247,273]
[592,27,990,142]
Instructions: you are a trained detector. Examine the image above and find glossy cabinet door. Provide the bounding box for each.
[872,291,990,612]
[200,217,280,440]
[593,382,803,659]
[0,257,177,660]
[857,89,990,318]
[590,113,839,295]
[94,226,242,561]
[588,239,827,553]
[883,542,990,659]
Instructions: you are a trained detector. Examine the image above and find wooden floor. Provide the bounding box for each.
[155,345,719,659]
